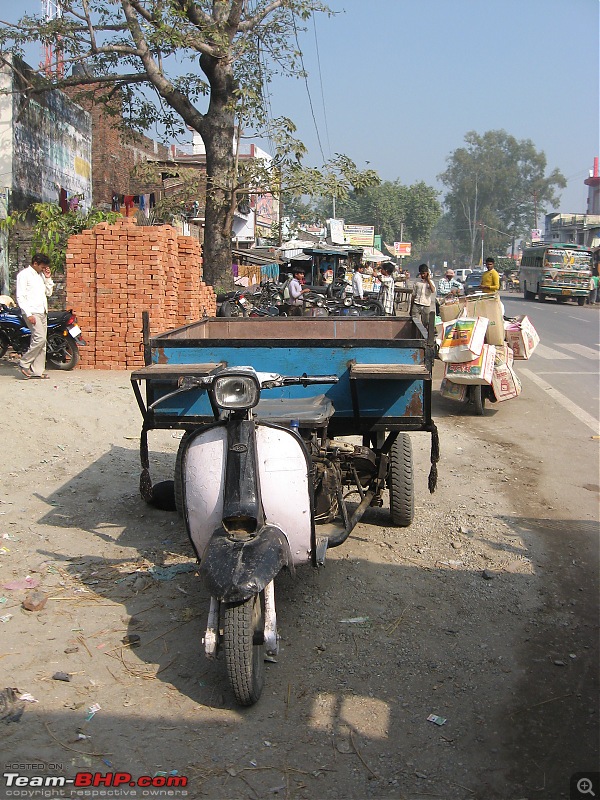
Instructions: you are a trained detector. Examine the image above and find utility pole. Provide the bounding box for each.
[480,221,484,266]
[533,190,538,230]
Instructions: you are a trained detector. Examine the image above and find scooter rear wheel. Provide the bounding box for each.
[223,593,265,706]
[0,331,9,359]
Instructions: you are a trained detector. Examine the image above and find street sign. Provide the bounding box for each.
[394,242,412,256]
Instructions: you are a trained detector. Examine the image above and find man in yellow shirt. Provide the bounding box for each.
[481,257,500,294]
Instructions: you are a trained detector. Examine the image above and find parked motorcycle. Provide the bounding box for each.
[0,304,85,370]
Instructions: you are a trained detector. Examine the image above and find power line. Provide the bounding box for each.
[292,14,326,164]
[312,12,331,160]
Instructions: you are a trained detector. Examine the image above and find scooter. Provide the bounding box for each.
[0,304,85,370]
[150,367,345,705]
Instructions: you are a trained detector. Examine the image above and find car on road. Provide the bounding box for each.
[464,270,485,294]
[454,268,472,283]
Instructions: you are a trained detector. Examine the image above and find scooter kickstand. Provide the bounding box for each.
[203,596,220,658]
[263,580,279,656]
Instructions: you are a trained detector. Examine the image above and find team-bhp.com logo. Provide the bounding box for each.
[3,771,188,796]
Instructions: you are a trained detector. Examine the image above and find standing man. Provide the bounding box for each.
[285,268,309,316]
[375,263,396,315]
[16,253,54,379]
[481,257,500,294]
[411,263,436,326]
[352,264,366,300]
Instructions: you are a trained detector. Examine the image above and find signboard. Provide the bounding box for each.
[531,229,543,242]
[394,242,412,256]
[329,218,345,245]
[343,224,375,247]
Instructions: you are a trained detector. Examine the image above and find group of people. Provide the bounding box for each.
[284,257,501,322]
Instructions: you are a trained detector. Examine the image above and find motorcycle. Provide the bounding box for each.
[0,304,85,370]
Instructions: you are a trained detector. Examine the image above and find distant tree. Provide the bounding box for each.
[330,180,441,254]
[0,1,377,289]
[439,130,566,265]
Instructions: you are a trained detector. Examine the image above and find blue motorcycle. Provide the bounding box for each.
[0,304,85,370]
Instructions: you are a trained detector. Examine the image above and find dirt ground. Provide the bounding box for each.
[0,356,598,800]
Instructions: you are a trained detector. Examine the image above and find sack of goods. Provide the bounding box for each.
[504,315,540,359]
[465,294,505,346]
[438,317,488,363]
[444,344,496,384]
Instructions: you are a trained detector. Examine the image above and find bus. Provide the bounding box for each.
[519,242,593,305]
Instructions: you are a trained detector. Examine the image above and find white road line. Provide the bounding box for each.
[519,368,599,433]
[567,316,589,322]
[556,343,600,360]
[536,371,592,375]
[531,343,573,360]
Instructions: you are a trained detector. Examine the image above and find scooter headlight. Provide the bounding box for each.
[212,373,260,410]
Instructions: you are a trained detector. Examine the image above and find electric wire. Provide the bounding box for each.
[312,12,331,160]
[292,13,326,163]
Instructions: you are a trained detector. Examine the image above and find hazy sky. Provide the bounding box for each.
[1,0,598,214]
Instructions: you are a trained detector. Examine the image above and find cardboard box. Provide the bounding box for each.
[440,377,468,402]
[504,316,540,359]
[444,344,496,384]
[438,316,488,363]
[491,362,522,401]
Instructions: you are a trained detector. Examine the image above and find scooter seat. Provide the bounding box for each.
[255,394,334,427]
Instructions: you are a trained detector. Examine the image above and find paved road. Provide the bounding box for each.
[501,293,599,431]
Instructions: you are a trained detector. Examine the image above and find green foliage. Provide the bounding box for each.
[0,203,120,273]
[439,129,566,264]
[327,180,441,255]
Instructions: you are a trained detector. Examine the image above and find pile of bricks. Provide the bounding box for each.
[65,217,216,369]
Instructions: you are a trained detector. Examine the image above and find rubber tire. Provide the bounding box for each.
[556,297,567,304]
[471,384,485,416]
[523,283,535,301]
[388,433,414,527]
[174,431,193,518]
[0,331,9,358]
[577,297,586,307]
[223,593,265,706]
[220,300,247,318]
[47,334,79,370]
[536,293,546,302]
[360,300,386,316]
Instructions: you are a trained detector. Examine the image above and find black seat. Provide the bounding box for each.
[255,394,334,427]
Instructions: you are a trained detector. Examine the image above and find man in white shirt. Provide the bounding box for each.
[16,253,54,379]
[352,264,366,300]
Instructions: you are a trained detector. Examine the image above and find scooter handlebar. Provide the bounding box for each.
[281,374,339,387]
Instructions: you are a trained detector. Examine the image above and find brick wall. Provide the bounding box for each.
[65,217,216,369]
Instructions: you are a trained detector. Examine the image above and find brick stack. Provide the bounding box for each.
[65,218,216,369]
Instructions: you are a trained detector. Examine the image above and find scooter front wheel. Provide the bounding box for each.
[223,592,265,706]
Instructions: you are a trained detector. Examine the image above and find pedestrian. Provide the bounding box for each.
[375,263,396,315]
[411,263,436,326]
[15,253,54,379]
[352,264,366,300]
[480,257,500,294]
[586,269,599,304]
[285,268,310,316]
[437,268,463,301]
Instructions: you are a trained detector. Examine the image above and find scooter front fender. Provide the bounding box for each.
[200,524,291,604]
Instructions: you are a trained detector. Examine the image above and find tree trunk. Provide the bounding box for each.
[200,54,236,291]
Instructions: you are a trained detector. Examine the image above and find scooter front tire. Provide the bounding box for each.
[223,593,265,706]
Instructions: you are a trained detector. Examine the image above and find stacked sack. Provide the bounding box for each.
[436,293,539,403]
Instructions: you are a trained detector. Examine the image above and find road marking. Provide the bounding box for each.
[519,368,599,433]
[531,343,573,360]
[567,315,589,322]
[556,343,600,360]
[536,371,593,375]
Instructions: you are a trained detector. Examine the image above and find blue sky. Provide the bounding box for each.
[1,0,598,213]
